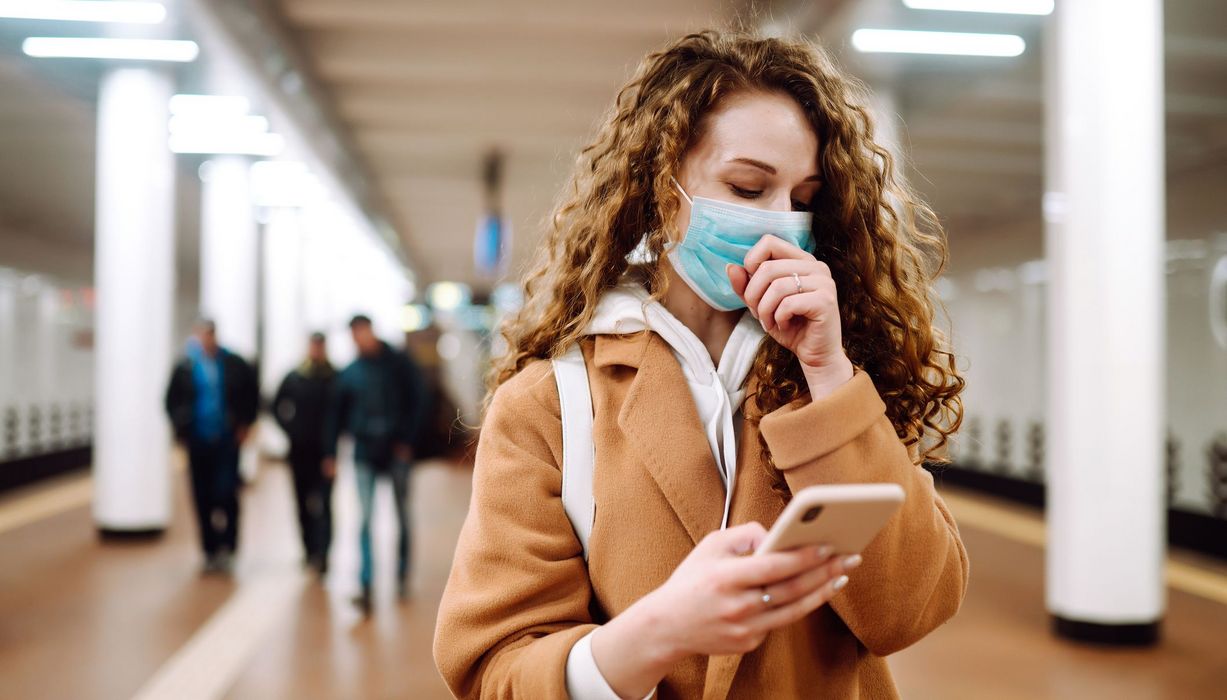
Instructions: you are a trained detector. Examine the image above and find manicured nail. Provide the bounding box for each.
[725,263,735,278]
[816,545,833,559]
[843,554,863,570]
[832,575,849,592]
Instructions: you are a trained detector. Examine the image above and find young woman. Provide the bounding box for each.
[434,30,967,699]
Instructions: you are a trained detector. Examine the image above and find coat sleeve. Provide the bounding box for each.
[272,374,294,435]
[433,362,598,699]
[758,371,969,657]
[234,355,260,427]
[165,362,192,440]
[324,367,355,459]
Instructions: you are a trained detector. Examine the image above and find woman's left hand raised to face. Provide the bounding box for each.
[728,235,855,400]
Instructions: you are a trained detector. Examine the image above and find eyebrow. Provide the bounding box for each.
[728,157,822,182]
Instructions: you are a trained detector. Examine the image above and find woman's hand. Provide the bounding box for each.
[727,235,855,399]
[589,522,860,698]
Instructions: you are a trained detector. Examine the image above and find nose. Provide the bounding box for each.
[765,190,794,212]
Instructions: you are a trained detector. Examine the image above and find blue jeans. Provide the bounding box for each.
[354,460,412,587]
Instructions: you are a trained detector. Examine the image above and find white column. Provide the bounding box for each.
[260,207,305,457]
[1043,0,1166,643]
[199,155,258,361]
[93,68,176,533]
[199,155,260,479]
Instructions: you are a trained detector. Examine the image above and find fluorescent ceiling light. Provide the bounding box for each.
[902,0,1053,15]
[427,282,471,311]
[169,114,270,136]
[23,37,198,61]
[169,94,250,117]
[852,28,1025,56]
[0,0,165,23]
[169,132,285,157]
[168,93,281,156]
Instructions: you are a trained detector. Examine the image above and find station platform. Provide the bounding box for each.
[1,457,1225,699]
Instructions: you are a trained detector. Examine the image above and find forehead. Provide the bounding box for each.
[693,90,819,171]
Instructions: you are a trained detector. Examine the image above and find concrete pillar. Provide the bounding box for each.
[199,155,258,361]
[199,155,260,479]
[260,207,305,457]
[1043,0,1166,644]
[92,68,176,533]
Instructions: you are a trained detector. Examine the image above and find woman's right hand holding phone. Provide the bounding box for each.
[589,522,862,699]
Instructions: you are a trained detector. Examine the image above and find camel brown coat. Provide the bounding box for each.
[434,332,968,699]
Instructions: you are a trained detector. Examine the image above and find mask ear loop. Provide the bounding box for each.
[670,176,693,205]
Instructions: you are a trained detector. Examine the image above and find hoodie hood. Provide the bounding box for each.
[582,279,765,529]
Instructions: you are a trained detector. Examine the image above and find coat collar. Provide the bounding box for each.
[597,332,728,546]
[591,331,650,370]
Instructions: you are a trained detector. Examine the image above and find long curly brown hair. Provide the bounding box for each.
[489,29,964,467]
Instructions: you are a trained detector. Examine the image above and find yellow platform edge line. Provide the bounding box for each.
[941,490,1227,607]
[0,474,94,535]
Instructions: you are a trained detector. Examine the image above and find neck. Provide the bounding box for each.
[659,262,742,365]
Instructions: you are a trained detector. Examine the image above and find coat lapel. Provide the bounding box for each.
[598,333,726,546]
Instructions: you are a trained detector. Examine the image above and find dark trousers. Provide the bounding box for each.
[289,447,333,562]
[187,438,241,556]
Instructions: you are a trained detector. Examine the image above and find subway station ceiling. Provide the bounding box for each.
[1,1,1226,291]
[272,0,1227,291]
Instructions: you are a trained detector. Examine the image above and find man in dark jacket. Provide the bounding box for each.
[324,314,429,613]
[273,332,336,575]
[165,319,259,574]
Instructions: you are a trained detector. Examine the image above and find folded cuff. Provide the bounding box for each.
[565,631,656,700]
[759,371,886,470]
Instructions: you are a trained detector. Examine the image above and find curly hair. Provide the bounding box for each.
[489,29,964,468]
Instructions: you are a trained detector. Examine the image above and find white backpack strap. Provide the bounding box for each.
[552,342,596,561]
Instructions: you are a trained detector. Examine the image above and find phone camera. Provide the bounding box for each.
[801,505,824,523]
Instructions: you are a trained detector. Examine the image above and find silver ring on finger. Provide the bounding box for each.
[791,272,804,295]
[760,588,773,607]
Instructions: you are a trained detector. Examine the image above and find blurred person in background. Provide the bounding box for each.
[434,30,967,699]
[165,318,259,575]
[324,314,429,614]
[273,332,337,576]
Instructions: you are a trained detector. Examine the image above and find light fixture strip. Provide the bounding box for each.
[902,0,1054,16]
[851,28,1026,57]
[0,0,166,24]
[22,37,199,62]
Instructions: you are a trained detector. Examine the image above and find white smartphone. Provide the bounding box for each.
[755,483,905,556]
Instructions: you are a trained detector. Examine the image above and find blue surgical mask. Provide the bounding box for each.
[667,178,815,311]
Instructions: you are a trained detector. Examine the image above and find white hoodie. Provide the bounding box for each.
[565,279,766,700]
[583,279,765,530]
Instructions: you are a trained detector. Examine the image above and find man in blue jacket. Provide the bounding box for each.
[165,319,259,575]
[324,314,430,613]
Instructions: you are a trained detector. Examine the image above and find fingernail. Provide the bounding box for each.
[843,554,863,570]
[725,263,734,277]
[832,575,849,592]
[816,545,833,559]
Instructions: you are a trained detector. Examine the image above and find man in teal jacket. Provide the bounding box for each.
[324,314,430,613]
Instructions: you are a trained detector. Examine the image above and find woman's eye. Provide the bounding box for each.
[729,184,762,199]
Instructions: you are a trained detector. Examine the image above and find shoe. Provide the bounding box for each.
[351,585,372,616]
